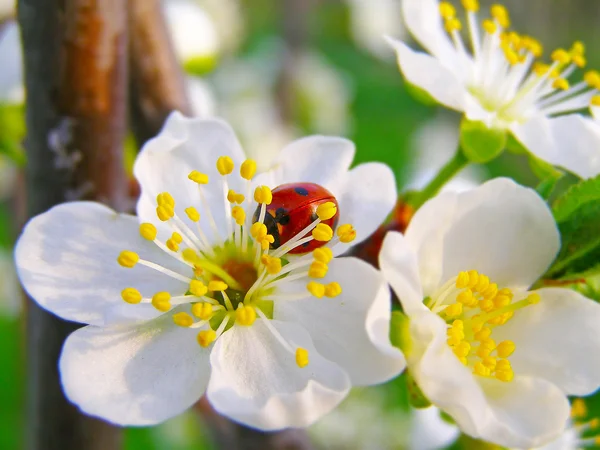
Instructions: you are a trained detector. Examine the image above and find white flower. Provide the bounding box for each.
[0,21,24,104]
[388,0,600,177]
[379,178,600,448]
[15,112,404,429]
[186,76,217,117]
[410,406,460,450]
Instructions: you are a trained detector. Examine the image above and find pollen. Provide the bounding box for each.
[231,206,246,226]
[295,348,309,368]
[552,78,570,91]
[117,250,139,268]
[250,222,267,239]
[192,302,214,320]
[173,312,194,327]
[236,305,256,326]
[254,186,273,205]
[182,248,199,264]
[188,170,209,184]
[571,398,587,418]
[316,202,337,221]
[240,159,257,180]
[227,189,245,204]
[324,282,342,298]
[439,2,456,19]
[261,255,282,275]
[197,329,216,347]
[551,48,571,65]
[152,292,171,312]
[307,281,325,298]
[491,4,510,28]
[157,192,175,207]
[461,0,479,12]
[312,223,333,242]
[313,247,333,263]
[156,204,174,222]
[584,71,600,89]
[208,280,228,292]
[591,95,600,107]
[121,287,142,304]
[496,340,516,358]
[139,223,157,241]
[308,260,328,278]
[190,279,208,297]
[444,17,462,33]
[184,206,200,222]
[482,19,497,35]
[336,224,356,243]
[216,156,234,175]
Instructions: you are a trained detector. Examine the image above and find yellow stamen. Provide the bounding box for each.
[308,260,328,278]
[188,171,209,184]
[173,312,194,327]
[316,202,337,221]
[551,48,571,65]
[591,95,600,107]
[313,247,333,264]
[236,305,256,326]
[325,282,342,298]
[295,348,309,368]
[307,281,325,298]
[585,70,600,88]
[232,206,246,226]
[156,204,174,222]
[496,340,516,358]
[461,0,479,12]
[491,4,510,28]
[250,222,267,239]
[121,288,142,304]
[312,224,333,242]
[197,329,216,347]
[240,159,257,180]
[157,192,175,207]
[254,186,273,205]
[261,255,282,275]
[117,250,139,268]
[151,292,171,312]
[337,224,356,243]
[227,189,245,204]
[552,78,570,91]
[482,19,497,35]
[184,206,200,222]
[439,1,456,19]
[182,248,199,264]
[139,223,157,241]
[216,156,234,175]
[444,17,462,33]
[208,280,228,292]
[190,280,208,297]
[192,302,213,320]
[444,303,463,317]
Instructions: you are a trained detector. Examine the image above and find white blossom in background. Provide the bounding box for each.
[186,76,217,118]
[346,0,406,60]
[196,0,244,54]
[380,178,600,448]
[15,113,404,429]
[409,406,460,450]
[0,251,20,318]
[388,0,600,178]
[406,113,485,192]
[0,21,23,104]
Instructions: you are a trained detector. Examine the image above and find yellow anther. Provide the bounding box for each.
[216,156,234,175]
[572,54,587,68]
[117,250,139,268]
[445,303,463,317]
[496,340,516,358]
[589,418,600,429]
[182,248,199,264]
[227,189,245,204]
[585,70,600,88]
[173,312,194,327]
[308,260,329,278]
[474,326,492,341]
[474,274,490,293]
[307,281,325,298]
[312,223,333,242]
[522,36,543,57]
[482,356,497,369]
[533,62,551,77]
[261,255,282,275]
[495,365,514,382]
[208,280,228,291]
[139,223,157,241]
[439,2,456,18]
[494,294,511,309]
[457,289,475,305]
[481,283,498,300]
[504,49,521,66]
[466,270,479,289]
[479,298,495,312]
[171,232,183,244]
[482,19,497,35]
[254,186,273,205]
[552,78,570,91]
[166,238,179,252]
[495,359,511,371]
[296,347,309,368]
[527,293,541,304]
[232,206,246,226]
[477,339,496,358]
[453,341,471,358]
[491,4,510,28]
[474,361,491,376]
[455,272,469,289]
[592,96,600,108]
[157,192,175,207]
[156,204,174,222]
[197,329,217,347]
[325,282,342,298]
[240,159,257,180]
[189,280,208,297]
[444,17,462,33]
[572,41,585,55]
[336,224,356,243]
[551,48,571,65]
[461,0,479,12]
[316,202,337,221]
[571,398,588,418]
[121,288,142,304]
[188,171,209,184]
[313,247,333,263]
[452,319,464,330]
[185,206,200,222]
[192,302,213,320]
[235,305,256,326]
[258,234,275,250]
[250,222,267,239]
[151,292,171,312]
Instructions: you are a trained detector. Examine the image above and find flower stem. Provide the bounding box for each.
[412,148,469,210]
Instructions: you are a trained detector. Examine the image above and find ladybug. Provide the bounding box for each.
[253,182,339,255]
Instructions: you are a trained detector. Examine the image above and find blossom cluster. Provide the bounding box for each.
[11,0,600,449]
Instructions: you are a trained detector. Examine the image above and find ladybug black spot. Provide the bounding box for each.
[294,187,309,196]
[302,242,310,247]
[310,212,318,222]
[275,207,291,225]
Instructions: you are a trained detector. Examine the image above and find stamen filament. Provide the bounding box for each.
[137,259,192,283]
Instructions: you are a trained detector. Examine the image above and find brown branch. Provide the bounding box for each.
[18,0,127,449]
[128,0,192,145]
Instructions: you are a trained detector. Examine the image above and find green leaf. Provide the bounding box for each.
[552,174,600,223]
[405,370,432,409]
[404,81,438,107]
[459,119,506,163]
[0,103,26,167]
[528,151,564,181]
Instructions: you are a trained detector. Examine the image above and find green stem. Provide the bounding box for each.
[412,148,469,210]
[544,236,600,278]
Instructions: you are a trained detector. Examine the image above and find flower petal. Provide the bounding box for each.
[206,320,351,430]
[274,257,406,386]
[494,287,600,396]
[386,37,467,113]
[134,112,247,238]
[512,115,600,179]
[336,162,397,248]
[409,407,460,450]
[379,231,427,315]
[15,202,189,326]
[405,178,559,293]
[59,314,211,426]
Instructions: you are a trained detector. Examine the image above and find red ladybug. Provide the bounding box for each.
[253,182,339,255]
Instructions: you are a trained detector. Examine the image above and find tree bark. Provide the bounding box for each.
[18,0,127,448]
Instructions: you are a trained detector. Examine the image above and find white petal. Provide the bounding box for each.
[260,135,355,194]
[15,202,189,326]
[405,178,559,293]
[494,287,600,396]
[336,162,397,248]
[386,37,467,113]
[59,314,211,426]
[134,113,247,238]
[409,407,460,450]
[206,320,351,430]
[0,22,23,103]
[379,231,427,315]
[512,115,600,179]
[401,0,458,68]
[591,105,600,121]
[274,257,406,386]
[477,377,569,448]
